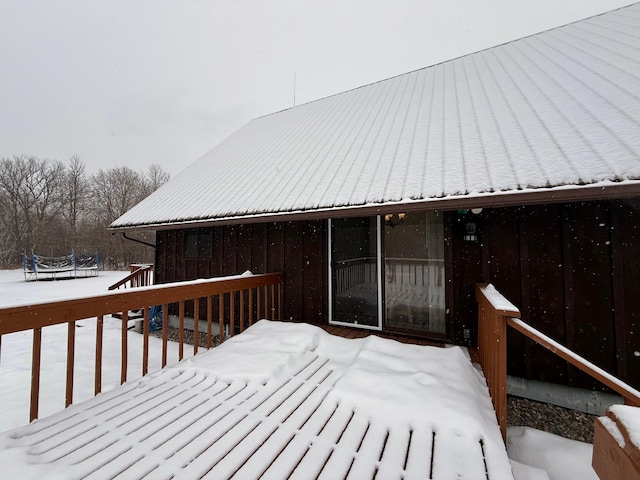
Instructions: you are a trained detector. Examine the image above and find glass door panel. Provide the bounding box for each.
[329,217,380,328]
[384,212,446,334]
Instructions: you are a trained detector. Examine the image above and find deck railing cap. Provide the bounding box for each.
[476,283,520,317]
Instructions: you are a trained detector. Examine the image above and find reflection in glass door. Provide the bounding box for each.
[329,217,381,329]
[384,212,446,335]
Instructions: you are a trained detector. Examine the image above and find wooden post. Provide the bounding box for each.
[263,286,268,320]
[193,299,199,355]
[239,290,245,333]
[121,311,128,384]
[476,283,520,440]
[66,321,76,407]
[207,297,213,349]
[95,315,103,395]
[257,287,262,319]
[593,407,640,480]
[30,327,42,422]
[142,307,149,376]
[249,288,254,327]
[271,285,275,319]
[219,294,225,343]
[161,304,168,367]
[178,301,185,360]
[230,292,235,338]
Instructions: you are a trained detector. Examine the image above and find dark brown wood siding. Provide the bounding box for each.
[448,200,640,390]
[156,220,327,324]
[155,199,640,390]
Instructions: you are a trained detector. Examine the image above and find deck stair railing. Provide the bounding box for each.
[476,283,640,478]
[108,263,154,290]
[0,272,284,424]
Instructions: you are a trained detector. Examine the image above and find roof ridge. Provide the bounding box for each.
[255,2,640,121]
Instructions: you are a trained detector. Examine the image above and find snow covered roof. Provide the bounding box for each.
[111,3,640,230]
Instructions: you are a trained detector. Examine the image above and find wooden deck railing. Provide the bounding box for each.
[476,283,640,441]
[108,263,154,290]
[592,406,640,479]
[0,272,284,423]
[476,283,520,440]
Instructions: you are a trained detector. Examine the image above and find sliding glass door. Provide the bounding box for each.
[384,211,446,335]
[328,212,446,336]
[329,217,381,329]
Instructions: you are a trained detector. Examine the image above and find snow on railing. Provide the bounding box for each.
[476,282,640,443]
[0,272,284,423]
[592,405,640,479]
[475,283,520,440]
[506,317,640,406]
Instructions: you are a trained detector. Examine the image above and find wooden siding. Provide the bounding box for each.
[451,200,640,390]
[156,221,327,325]
[156,199,640,390]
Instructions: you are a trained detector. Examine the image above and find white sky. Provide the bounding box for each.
[0,0,635,176]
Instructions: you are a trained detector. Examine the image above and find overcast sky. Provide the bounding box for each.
[0,0,635,176]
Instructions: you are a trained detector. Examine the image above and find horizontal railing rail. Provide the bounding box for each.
[108,264,154,290]
[476,283,640,441]
[506,316,640,406]
[0,272,284,424]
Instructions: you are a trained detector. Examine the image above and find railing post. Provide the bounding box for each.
[120,311,128,385]
[65,321,76,407]
[476,283,520,441]
[206,297,213,349]
[142,307,149,376]
[95,315,103,395]
[219,293,225,344]
[30,327,42,422]
[178,301,185,360]
[593,406,640,480]
[249,288,254,327]
[193,299,199,355]
[162,304,169,367]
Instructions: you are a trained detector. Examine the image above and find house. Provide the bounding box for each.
[111,3,640,393]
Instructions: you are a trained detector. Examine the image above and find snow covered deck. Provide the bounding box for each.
[0,321,512,479]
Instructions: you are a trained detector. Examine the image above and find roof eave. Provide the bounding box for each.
[108,181,640,232]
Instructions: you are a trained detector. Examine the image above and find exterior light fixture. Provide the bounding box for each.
[464,221,478,242]
[385,213,406,227]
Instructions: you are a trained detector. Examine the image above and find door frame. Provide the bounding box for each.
[327,216,383,330]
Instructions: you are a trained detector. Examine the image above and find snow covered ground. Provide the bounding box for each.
[0,269,599,479]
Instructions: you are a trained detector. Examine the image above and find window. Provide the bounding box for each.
[184,228,212,259]
[185,230,198,258]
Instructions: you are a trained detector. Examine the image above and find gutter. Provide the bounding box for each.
[118,232,156,249]
[107,180,640,232]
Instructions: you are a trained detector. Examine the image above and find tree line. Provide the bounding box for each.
[0,155,169,269]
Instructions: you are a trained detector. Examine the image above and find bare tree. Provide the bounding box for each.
[0,157,27,262]
[60,155,88,249]
[0,155,65,258]
[89,165,169,268]
[91,166,147,224]
[143,164,170,196]
[0,156,169,269]
[19,156,65,253]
